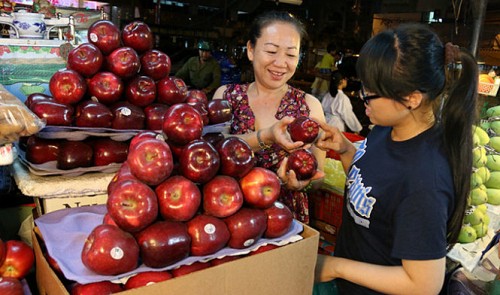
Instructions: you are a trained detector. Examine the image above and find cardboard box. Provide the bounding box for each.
[34,194,108,215]
[33,224,320,295]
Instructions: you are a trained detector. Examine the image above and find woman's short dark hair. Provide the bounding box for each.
[248,10,307,46]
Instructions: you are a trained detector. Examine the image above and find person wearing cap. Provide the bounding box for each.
[175,40,222,97]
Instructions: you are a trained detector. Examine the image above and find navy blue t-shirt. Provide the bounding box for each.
[334,125,454,294]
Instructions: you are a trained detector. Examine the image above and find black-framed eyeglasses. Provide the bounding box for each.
[359,86,381,104]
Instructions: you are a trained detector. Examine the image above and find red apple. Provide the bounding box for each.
[89,138,129,166]
[71,281,123,295]
[140,49,171,81]
[67,42,103,77]
[287,116,320,144]
[106,46,141,79]
[125,75,157,107]
[157,76,188,105]
[87,20,121,55]
[74,99,113,128]
[135,220,191,268]
[0,277,24,295]
[144,103,169,131]
[49,68,87,105]
[207,99,232,124]
[56,141,93,170]
[87,71,124,105]
[223,208,267,249]
[102,213,118,226]
[239,167,281,209]
[0,240,35,280]
[179,139,220,184]
[203,175,243,218]
[188,101,209,126]
[187,214,230,256]
[107,161,138,195]
[121,21,153,54]
[155,175,201,222]
[202,132,225,147]
[263,201,294,238]
[110,101,145,130]
[171,261,211,277]
[162,103,204,146]
[24,92,53,108]
[127,138,173,186]
[81,224,139,275]
[107,179,158,233]
[216,136,255,179]
[124,271,172,290]
[248,244,279,256]
[25,136,59,164]
[129,130,163,151]
[287,149,318,180]
[210,255,240,266]
[186,89,208,108]
[29,100,74,126]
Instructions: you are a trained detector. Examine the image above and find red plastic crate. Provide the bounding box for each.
[309,188,344,230]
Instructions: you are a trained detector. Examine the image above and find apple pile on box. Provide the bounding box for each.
[0,238,35,295]
[76,122,297,290]
[28,19,228,131]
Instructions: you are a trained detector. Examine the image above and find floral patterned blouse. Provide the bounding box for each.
[223,83,312,223]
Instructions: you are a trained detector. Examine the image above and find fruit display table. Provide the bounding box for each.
[11,159,113,216]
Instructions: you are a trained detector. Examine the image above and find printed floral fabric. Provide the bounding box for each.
[223,83,312,223]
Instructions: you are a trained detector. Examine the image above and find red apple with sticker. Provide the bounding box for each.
[127,137,173,186]
[224,207,267,249]
[71,281,123,295]
[0,240,35,279]
[216,136,255,179]
[140,49,171,81]
[87,20,121,55]
[106,179,158,233]
[125,75,157,107]
[207,99,232,124]
[121,21,153,54]
[239,167,281,209]
[106,46,141,79]
[155,175,201,222]
[179,139,220,184]
[187,214,230,256]
[0,277,23,295]
[67,42,103,77]
[144,103,169,131]
[157,76,188,105]
[57,141,93,170]
[90,138,128,166]
[25,136,59,164]
[162,103,204,146]
[49,68,87,105]
[110,101,145,130]
[287,116,320,144]
[263,201,294,238]
[287,149,318,180]
[124,271,172,290]
[29,100,74,126]
[135,220,191,268]
[74,99,113,128]
[203,175,244,218]
[87,71,124,105]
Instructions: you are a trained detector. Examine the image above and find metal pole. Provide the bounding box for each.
[470,0,488,57]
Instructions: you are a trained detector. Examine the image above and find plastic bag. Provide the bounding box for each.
[0,84,45,145]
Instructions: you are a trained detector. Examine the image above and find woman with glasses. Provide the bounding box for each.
[314,23,478,294]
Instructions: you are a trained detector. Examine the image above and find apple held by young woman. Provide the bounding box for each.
[135,220,191,268]
[81,224,139,276]
[106,179,159,233]
[287,116,320,144]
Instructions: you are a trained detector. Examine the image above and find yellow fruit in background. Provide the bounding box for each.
[464,207,486,225]
[484,170,500,188]
[479,121,490,131]
[483,214,490,226]
[470,187,488,205]
[458,225,477,243]
[489,136,500,152]
[476,166,491,183]
[473,146,487,168]
[490,121,500,135]
[472,222,488,238]
[486,105,500,118]
[480,74,495,84]
[473,125,490,146]
[486,188,500,205]
[471,172,482,188]
[476,203,488,214]
[486,154,500,171]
